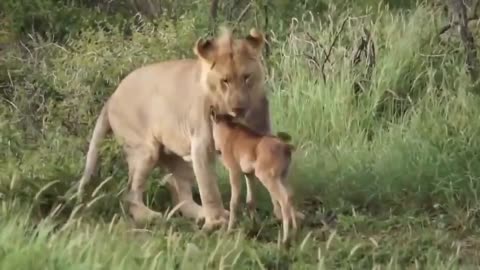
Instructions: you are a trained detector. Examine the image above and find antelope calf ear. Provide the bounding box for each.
[194,38,216,63]
[276,131,292,142]
[221,113,237,124]
[210,106,219,122]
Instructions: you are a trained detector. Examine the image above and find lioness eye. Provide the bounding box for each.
[221,78,229,85]
[243,74,251,83]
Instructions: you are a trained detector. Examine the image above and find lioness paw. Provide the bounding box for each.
[201,216,228,232]
[222,209,230,219]
[296,211,306,220]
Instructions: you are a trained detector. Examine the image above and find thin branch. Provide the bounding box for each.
[263,1,270,58]
[439,16,479,35]
[321,17,349,83]
[352,36,368,66]
[305,32,327,61]
[228,0,243,21]
[234,2,252,27]
[305,32,317,43]
[304,53,321,70]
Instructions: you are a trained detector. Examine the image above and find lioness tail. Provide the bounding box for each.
[77,103,111,200]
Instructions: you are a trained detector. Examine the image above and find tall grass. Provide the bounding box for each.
[269,5,480,213]
[0,200,476,269]
[1,3,480,216]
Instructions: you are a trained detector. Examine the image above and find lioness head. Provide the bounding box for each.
[194,27,266,119]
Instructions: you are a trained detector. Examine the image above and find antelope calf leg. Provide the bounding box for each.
[261,178,291,244]
[227,169,242,232]
[245,174,257,220]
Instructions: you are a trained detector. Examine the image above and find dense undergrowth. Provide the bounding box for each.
[2,0,480,268]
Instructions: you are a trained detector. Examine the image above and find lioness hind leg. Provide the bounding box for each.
[162,147,192,162]
[160,154,204,222]
[125,145,163,225]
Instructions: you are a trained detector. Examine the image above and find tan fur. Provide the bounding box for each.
[210,108,303,244]
[76,28,272,230]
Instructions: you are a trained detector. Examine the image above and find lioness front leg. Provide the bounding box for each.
[191,137,228,230]
[181,155,192,162]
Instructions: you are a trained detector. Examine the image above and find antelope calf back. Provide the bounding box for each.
[210,108,299,244]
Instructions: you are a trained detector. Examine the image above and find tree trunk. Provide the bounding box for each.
[210,0,219,31]
[449,0,479,82]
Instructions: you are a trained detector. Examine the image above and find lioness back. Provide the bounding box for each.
[111,59,200,107]
[107,59,203,157]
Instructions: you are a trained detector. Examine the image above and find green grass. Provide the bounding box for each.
[1,200,480,269]
[2,1,480,269]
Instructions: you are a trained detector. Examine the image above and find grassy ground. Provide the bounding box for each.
[2,1,480,269]
[2,200,480,269]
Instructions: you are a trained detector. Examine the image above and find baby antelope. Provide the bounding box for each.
[209,107,300,244]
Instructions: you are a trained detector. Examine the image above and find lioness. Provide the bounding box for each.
[209,107,301,243]
[76,27,272,230]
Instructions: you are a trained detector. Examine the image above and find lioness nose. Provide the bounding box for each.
[232,107,246,118]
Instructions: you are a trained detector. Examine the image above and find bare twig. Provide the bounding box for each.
[234,2,252,28]
[304,53,321,70]
[320,17,349,83]
[352,35,368,66]
[264,2,270,58]
[351,27,376,95]
[228,0,242,21]
[305,32,327,61]
[305,32,317,43]
[439,16,479,35]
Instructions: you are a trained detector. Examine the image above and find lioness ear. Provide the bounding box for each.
[245,28,265,53]
[287,144,295,152]
[194,38,216,63]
